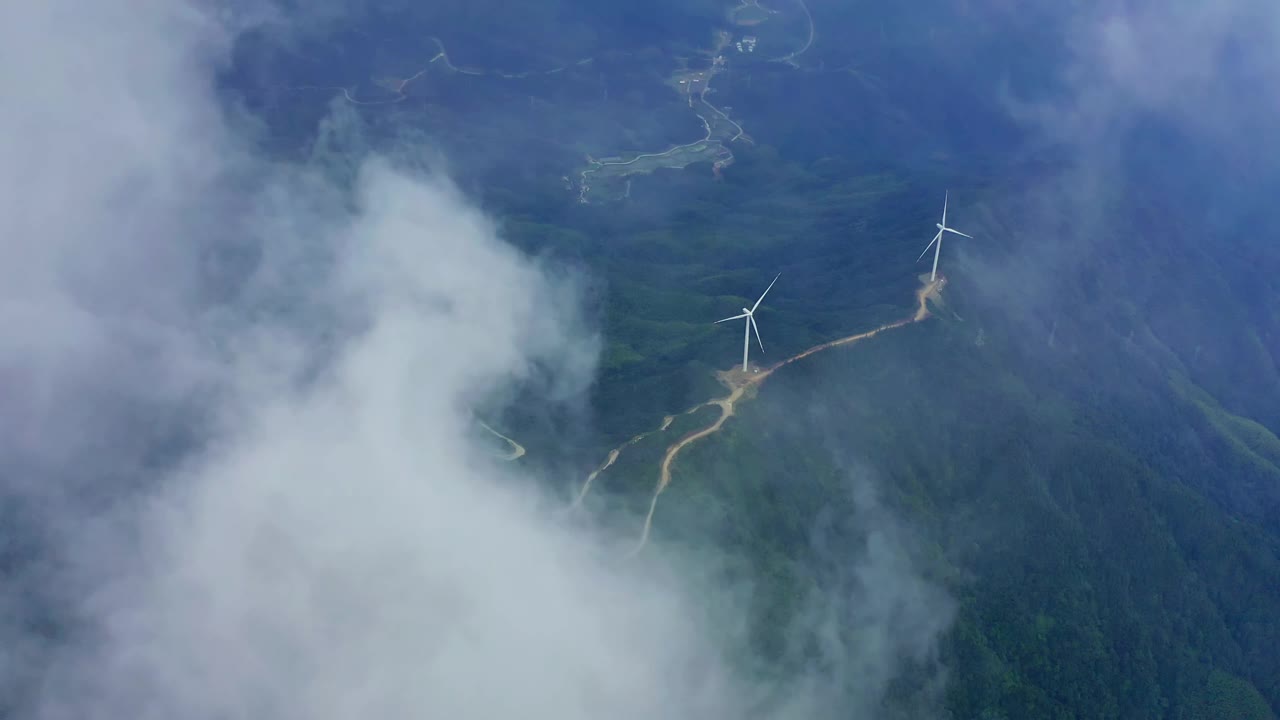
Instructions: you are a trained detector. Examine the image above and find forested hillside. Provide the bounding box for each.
[643,269,1280,718]
[222,2,1280,718]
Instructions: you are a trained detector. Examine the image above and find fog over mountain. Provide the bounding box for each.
[5,1,1280,719]
[0,2,950,719]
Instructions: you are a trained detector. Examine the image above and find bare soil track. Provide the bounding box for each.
[612,276,946,555]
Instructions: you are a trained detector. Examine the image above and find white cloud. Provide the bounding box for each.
[0,3,741,719]
[1,2,962,718]
[1012,0,1280,147]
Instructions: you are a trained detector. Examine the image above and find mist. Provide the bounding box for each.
[942,0,1280,435]
[0,2,741,718]
[0,1,981,718]
[969,0,1280,298]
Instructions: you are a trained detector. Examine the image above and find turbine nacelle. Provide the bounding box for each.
[918,191,972,282]
[714,273,780,373]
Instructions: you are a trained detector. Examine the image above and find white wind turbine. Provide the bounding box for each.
[918,190,973,282]
[715,273,779,373]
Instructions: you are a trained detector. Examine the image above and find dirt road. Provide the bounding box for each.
[622,276,945,555]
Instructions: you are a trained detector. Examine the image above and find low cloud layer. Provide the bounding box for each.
[0,2,740,718]
[0,2,966,719]
[959,0,1280,355]
[29,160,738,719]
[1038,0,1280,144]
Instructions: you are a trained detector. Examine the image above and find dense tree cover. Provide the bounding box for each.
[646,288,1280,718]
[607,134,1280,715]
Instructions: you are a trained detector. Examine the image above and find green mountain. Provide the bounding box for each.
[570,157,1280,717]
[639,288,1280,718]
[228,1,1280,716]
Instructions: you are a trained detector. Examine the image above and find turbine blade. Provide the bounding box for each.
[751,314,764,352]
[917,230,942,262]
[945,227,974,239]
[751,273,780,312]
[942,190,948,227]
[715,313,749,324]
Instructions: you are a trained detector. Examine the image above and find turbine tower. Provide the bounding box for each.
[715,273,779,373]
[918,191,973,282]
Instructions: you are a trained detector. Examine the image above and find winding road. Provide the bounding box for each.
[479,420,526,461]
[283,10,806,199]
[569,414,677,509]
[605,276,945,555]
[577,62,745,203]
[287,37,594,106]
[769,0,815,66]
[491,276,943,552]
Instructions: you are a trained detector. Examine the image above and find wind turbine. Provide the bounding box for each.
[918,190,973,282]
[715,273,779,373]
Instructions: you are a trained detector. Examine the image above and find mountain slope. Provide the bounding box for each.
[647,291,1280,718]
